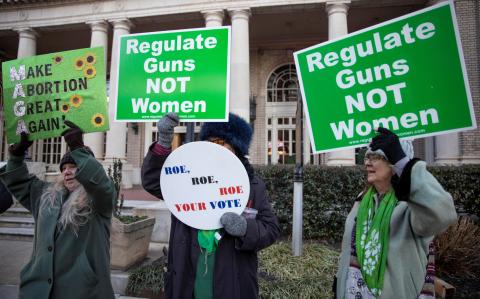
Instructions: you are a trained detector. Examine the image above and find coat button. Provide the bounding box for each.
[48,278,52,284]
[48,246,53,252]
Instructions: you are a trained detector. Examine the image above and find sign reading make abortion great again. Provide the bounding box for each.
[160,142,250,230]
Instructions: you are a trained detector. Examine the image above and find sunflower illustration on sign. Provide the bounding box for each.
[70,94,83,108]
[85,52,97,65]
[74,57,86,70]
[61,103,70,113]
[84,66,96,79]
[91,113,105,127]
[52,55,63,64]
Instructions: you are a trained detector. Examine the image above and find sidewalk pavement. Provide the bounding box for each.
[0,239,164,299]
[0,240,32,298]
[122,186,158,201]
[0,240,32,285]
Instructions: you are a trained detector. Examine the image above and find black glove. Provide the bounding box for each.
[220,212,247,237]
[8,132,33,157]
[156,113,179,148]
[369,127,405,164]
[62,120,84,151]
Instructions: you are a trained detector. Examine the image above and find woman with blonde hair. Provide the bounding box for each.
[0,121,116,299]
[335,128,457,299]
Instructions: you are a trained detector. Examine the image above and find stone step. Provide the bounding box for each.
[2,207,31,218]
[111,270,129,296]
[0,227,34,241]
[111,242,168,296]
[0,285,19,299]
[0,217,35,228]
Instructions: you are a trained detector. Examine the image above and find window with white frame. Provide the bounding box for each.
[267,64,299,103]
[266,116,296,164]
[266,63,321,165]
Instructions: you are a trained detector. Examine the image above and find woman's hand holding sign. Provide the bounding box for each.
[9,132,33,157]
[220,212,247,237]
[156,112,179,148]
[369,127,406,164]
[62,120,84,151]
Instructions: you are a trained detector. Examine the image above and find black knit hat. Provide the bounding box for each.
[59,147,94,171]
[59,151,76,171]
[199,113,253,156]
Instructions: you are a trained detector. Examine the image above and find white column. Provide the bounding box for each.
[144,122,153,156]
[202,10,224,27]
[326,2,349,41]
[271,123,279,164]
[15,27,37,58]
[228,9,251,122]
[105,19,132,161]
[325,2,355,166]
[424,137,435,164]
[303,120,311,164]
[427,0,461,164]
[435,134,460,164]
[84,20,109,159]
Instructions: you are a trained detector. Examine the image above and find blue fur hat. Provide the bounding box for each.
[199,113,253,156]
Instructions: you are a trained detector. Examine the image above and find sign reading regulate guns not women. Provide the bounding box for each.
[115,27,231,122]
[294,2,476,153]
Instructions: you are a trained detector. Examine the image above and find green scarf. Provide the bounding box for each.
[355,187,398,298]
[194,230,219,299]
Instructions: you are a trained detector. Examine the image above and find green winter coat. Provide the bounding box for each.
[0,148,116,299]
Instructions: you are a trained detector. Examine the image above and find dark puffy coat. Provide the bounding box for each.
[141,144,280,299]
[0,180,13,213]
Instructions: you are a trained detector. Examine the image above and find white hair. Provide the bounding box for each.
[39,175,92,236]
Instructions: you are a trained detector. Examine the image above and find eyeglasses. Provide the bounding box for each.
[364,154,387,164]
[208,138,227,146]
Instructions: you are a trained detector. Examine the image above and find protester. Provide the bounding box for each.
[142,112,280,299]
[335,128,457,298]
[0,121,116,299]
[0,180,13,213]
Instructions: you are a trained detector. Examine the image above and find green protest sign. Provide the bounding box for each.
[115,26,230,122]
[2,47,108,143]
[294,2,476,153]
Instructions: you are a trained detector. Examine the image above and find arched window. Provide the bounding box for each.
[267,64,298,102]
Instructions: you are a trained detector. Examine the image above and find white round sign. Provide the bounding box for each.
[160,141,250,230]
